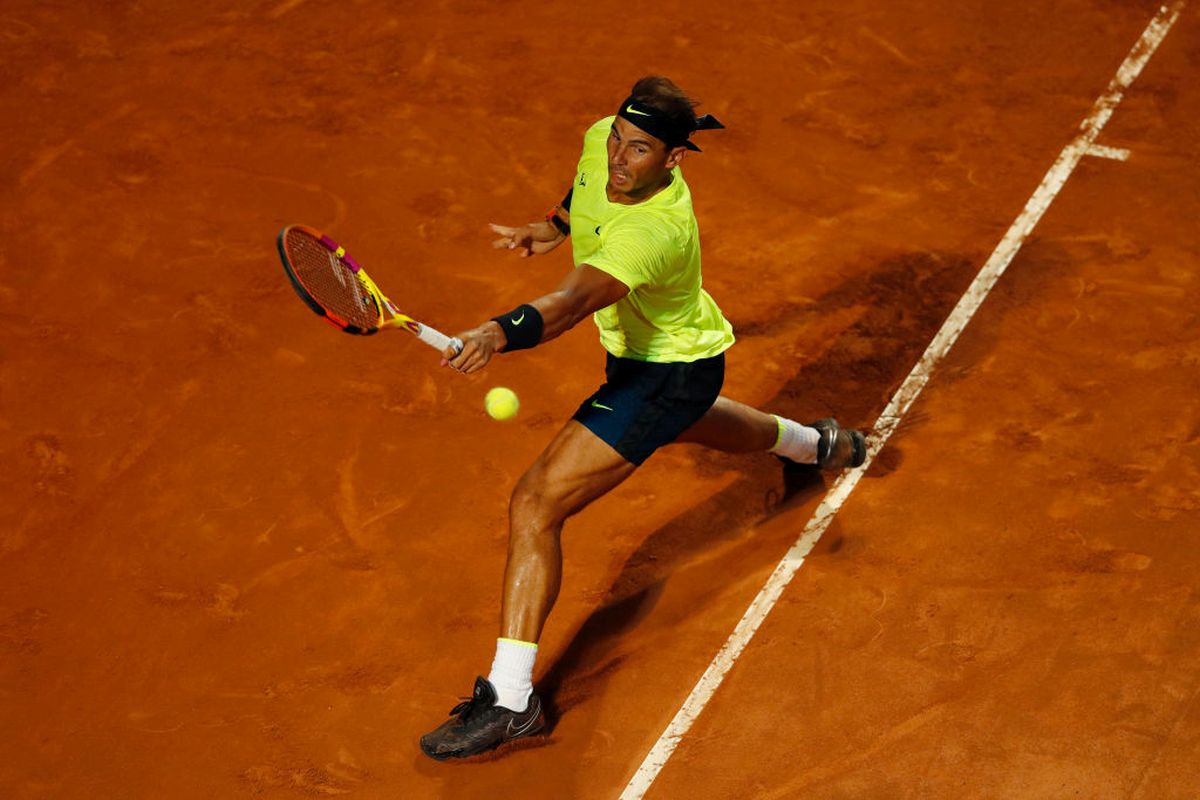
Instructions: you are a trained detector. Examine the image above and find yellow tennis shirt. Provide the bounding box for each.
[568,116,735,363]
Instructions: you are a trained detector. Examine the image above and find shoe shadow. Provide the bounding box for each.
[537,249,979,732]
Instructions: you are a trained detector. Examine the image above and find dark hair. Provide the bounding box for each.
[630,76,699,132]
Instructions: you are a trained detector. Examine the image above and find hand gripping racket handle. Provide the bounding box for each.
[382,298,463,355]
[414,323,464,356]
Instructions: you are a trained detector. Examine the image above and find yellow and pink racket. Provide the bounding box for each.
[277,224,462,353]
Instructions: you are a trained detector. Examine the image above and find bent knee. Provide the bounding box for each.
[510,466,570,527]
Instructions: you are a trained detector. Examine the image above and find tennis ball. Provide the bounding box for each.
[485,386,519,421]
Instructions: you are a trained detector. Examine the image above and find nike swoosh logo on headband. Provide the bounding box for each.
[625,104,652,117]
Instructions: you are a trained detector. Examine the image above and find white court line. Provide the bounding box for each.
[620,3,1186,798]
[1086,143,1132,161]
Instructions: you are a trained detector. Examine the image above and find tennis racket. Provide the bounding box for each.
[276,224,462,354]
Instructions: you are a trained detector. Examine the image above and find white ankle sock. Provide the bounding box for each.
[769,415,820,463]
[487,638,537,712]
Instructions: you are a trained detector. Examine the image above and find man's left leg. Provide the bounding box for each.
[676,396,867,469]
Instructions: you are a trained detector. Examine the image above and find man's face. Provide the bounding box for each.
[607,116,685,200]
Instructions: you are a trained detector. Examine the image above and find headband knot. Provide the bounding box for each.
[616,96,725,152]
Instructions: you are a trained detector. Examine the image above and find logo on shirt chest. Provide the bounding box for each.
[579,173,587,187]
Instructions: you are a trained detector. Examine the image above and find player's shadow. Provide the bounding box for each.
[537,459,827,729]
[538,249,978,729]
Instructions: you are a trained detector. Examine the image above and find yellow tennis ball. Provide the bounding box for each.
[485,386,519,420]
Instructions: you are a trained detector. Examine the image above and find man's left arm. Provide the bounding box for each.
[488,188,574,258]
[443,265,629,374]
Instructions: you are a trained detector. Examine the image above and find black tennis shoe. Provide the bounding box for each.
[420,677,545,761]
[778,417,867,471]
[809,417,867,469]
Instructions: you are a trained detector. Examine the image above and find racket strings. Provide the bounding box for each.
[284,229,381,329]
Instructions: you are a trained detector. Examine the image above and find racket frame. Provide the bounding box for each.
[277,224,461,354]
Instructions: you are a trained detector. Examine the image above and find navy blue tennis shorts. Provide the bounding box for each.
[572,352,725,466]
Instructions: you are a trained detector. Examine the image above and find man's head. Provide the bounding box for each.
[607,76,722,201]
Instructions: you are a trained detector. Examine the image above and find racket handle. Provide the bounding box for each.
[416,324,463,356]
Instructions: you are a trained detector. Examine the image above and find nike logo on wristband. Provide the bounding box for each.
[512,313,525,326]
[591,400,614,411]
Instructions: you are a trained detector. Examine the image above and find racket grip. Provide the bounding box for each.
[416,324,463,355]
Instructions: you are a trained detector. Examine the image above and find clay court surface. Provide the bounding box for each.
[3,1,1199,797]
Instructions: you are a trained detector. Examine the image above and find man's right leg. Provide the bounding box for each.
[676,396,866,469]
[501,420,638,645]
[420,420,636,761]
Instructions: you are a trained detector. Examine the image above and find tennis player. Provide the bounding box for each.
[420,76,866,761]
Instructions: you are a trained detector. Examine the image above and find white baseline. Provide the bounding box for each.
[620,2,1186,798]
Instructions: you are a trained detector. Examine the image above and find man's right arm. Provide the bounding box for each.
[444,263,629,374]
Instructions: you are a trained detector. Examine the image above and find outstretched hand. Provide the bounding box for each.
[489,221,565,258]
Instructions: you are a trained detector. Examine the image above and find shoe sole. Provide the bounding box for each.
[848,429,867,468]
[810,418,867,470]
[420,721,546,761]
[419,711,546,761]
